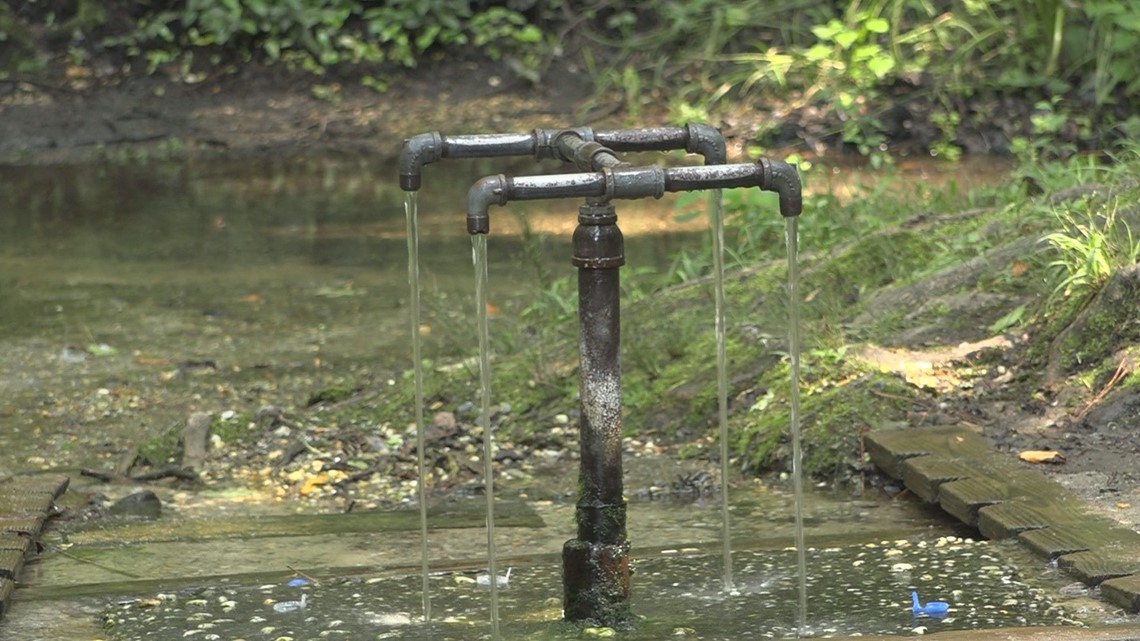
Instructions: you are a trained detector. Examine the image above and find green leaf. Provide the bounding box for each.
[805,44,832,61]
[834,30,859,49]
[811,20,842,40]
[866,55,895,78]
[989,304,1026,334]
[865,18,890,33]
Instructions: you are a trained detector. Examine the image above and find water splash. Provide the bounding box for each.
[472,233,502,640]
[785,216,807,635]
[709,188,733,592]
[404,191,431,621]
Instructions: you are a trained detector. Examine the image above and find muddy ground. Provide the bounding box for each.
[2,59,1139,537]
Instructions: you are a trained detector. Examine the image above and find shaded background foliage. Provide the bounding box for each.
[1,0,1138,155]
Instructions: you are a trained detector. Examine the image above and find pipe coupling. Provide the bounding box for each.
[605,164,666,201]
[572,202,624,269]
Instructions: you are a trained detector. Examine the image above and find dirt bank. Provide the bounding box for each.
[0,59,619,165]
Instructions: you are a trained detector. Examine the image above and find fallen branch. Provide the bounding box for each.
[1076,359,1131,420]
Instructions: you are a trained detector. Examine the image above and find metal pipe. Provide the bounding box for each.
[466,159,801,233]
[760,157,804,217]
[399,132,539,191]
[595,122,727,165]
[563,201,630,625]
[553,130,624,170]
[400,124,728,191]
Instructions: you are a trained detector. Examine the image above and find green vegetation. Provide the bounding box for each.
[383,143,1140,484]
[3,1,1138,155]
[4,2,1139,486]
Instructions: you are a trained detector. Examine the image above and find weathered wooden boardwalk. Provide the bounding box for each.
[0,473,69,620]
[867,426,1140,614]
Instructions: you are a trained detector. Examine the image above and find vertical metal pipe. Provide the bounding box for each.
[563,201,631,625]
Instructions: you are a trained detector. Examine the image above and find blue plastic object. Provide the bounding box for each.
[287,577,310,587]
[911,591,950,616]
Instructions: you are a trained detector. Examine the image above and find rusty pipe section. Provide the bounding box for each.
[563,201,630,625]
[398,123,725,191]
[466,159,801,234]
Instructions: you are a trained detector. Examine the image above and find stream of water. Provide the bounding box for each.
[709,189,733,593]
[785,215,808,635]
[473,233,502,640]
[404,191,432,621]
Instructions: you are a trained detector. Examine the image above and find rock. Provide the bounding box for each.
[108,490,162,519]
[182,412,212,470]
[426,411,458,442]
[432,411,457,431]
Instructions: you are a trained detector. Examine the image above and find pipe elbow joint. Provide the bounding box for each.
[399,132,443,191]
[761,158,803,217]
[685,123,727,165]
[467,174,509,234]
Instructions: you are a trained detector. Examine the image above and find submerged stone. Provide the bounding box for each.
[108,491,162,520]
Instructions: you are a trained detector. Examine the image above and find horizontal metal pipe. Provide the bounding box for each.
[400,123,728,191]
[441,132,537,158]
[593,127,689,152]
[596,123,727,165]
[664,163,763,192]
[467,159,801,233]
[400,131,539,190]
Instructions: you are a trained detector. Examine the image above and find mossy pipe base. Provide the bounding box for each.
[562,538,632,625]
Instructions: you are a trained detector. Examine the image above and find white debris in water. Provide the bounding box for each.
[368,612,413,626]
[272,593,308,613]
[476,566,512,588]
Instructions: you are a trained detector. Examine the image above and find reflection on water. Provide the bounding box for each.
[0,156,701,356]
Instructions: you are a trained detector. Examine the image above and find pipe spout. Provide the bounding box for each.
[399,132,443,191]
[761,158,803,217]
[467,174,509,234]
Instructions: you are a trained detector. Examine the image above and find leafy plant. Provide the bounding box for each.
[1043,197,1140,305]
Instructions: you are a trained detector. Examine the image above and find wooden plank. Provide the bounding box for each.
[3,474,69,499]
[977,502,1051,540]
[865,426,990,478]
[0,577,12,620]
[0,516,43,537]
[1058,550,1139,585]
[938,476,1009,526]
[0,549,24,580]
[1102,574,1140,614]
[0,493,55,516]
[0,534,30,554]
[864,432,929,479]
[900,456,974,503]
[67,500,545,545]
[1020,527,1091,559]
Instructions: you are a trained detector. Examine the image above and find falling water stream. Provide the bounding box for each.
[403,191,432,621]
[709,189,733,593]
[472,233,502,640]
[785,215,808,635]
